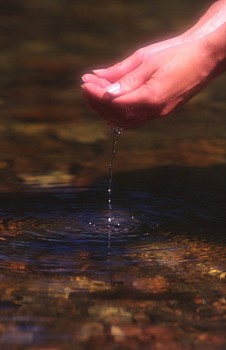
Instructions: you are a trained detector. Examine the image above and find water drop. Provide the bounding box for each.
[107,127,122,225]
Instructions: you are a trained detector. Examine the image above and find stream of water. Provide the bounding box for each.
[107,127,122,225]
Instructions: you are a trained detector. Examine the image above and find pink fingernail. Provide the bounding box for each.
[81,74,89,82]
[93,69,106,74]
[106,83,121,94]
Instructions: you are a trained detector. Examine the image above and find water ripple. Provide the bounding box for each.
[0,185,225,277]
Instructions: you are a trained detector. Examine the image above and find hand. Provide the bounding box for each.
[81,0,226,129]
[82,37,215,128]
[81,35,186,128]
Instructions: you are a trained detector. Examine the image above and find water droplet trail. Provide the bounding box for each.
[108,127,122,225]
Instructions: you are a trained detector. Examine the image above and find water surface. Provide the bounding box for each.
[0,0,225,349]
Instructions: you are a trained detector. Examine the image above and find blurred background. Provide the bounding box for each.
[0,0,225,191]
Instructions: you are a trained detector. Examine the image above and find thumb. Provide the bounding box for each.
[105,61,152,98]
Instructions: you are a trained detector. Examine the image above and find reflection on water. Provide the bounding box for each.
[0,181,225,349]
[0,0,226,349]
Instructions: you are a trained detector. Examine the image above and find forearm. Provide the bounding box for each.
[184,0,226,39]
[183,1,226,76]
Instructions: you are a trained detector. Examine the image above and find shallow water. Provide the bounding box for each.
[0,0,226,349]
[0,176,225,349]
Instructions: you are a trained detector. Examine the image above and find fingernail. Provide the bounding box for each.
[106,83,121,94]
[81,74,88,82]
[93,69,106,74]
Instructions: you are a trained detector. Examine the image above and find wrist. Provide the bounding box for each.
[202,23,226,74]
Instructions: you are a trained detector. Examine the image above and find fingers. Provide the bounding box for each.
[83,90,158,129]
[93,49,143,82]
[81,54,161,128]
[104,59,155,98]
[81,82,107,100]
[81,73,110,88]
[82,69,159,111]
[82,91,125,127]
[82,55,156,101]
[106,83,155,109]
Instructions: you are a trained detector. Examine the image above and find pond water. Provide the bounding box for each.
[0,0,226,349]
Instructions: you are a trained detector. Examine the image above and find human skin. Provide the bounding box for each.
[81,0,226,129]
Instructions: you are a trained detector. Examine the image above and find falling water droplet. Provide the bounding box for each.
[108,127,122,224]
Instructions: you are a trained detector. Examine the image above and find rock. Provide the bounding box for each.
[132,275,169,293]
[77,322,104,342]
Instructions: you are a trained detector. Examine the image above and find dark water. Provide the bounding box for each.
[0,170,225,349]
[0,0,226,349]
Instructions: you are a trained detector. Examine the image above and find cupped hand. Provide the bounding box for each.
[81,37,214,128]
